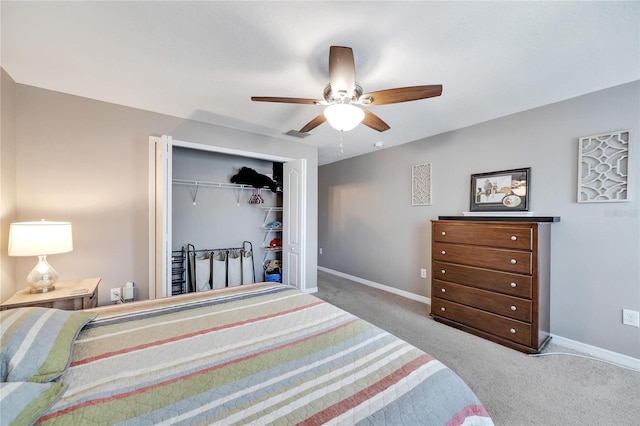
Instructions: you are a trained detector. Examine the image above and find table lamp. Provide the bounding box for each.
[8,220,73,293]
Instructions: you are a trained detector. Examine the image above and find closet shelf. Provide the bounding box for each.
[173,178,273,206]
[173,178,261,190]
[261,206,282,264]
[261,206,283,227]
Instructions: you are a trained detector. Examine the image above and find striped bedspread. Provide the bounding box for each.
[38,283,493,425]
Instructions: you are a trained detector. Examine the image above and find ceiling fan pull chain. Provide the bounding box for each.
[339,130,344,154]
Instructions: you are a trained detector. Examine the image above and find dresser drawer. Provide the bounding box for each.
[432,261,532,298]
[433,280,532,322]
[432,298,532,346]
[433,242,532,274]
[433,222,532,250]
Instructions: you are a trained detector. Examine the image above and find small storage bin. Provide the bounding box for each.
[265,273,281,283]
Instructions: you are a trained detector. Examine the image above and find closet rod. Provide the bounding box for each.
[189,247,246,254]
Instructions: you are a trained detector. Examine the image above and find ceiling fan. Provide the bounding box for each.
[251,46,443,134]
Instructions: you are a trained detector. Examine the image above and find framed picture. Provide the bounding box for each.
[470,168,530,212]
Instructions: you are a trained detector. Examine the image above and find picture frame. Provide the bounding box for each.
[470,167,531,212]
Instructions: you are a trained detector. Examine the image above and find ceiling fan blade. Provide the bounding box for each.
[361,85,443,106]
[251,96,322,105]
[362,109,390,132]
[329,46,356,97]
[299,114,327,133]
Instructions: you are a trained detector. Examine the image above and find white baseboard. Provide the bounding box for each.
[550,334,640,371]
[318,266,430,305]
[318,266,639,372]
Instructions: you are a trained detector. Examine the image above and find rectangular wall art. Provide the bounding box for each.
[412,163,432,206]
[578,130,631,203]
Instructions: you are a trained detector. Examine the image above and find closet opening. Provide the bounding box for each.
[171,147,284,293]
[149,135,307,299]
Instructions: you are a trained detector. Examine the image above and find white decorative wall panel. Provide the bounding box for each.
[412,163,432,206]
[578,130,630,203]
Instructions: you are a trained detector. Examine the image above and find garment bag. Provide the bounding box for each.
[227,250,242,287]
[211,251,227,289]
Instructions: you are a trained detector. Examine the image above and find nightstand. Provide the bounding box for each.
[0,278,101,311]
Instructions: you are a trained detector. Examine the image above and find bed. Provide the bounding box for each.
[1,282,493,425]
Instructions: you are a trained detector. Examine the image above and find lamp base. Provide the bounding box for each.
[26,255,58,294]
[29,284,56,294]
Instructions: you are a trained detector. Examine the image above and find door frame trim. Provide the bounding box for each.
[170,139,295,163]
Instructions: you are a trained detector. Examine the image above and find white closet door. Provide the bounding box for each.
[150,135,173,298]
[283,158,306,290]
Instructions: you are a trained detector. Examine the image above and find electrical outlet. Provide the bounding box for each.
[319,248,323,255]
[622,309,640,327]
[110,288,121,302]
[420,268,427,279]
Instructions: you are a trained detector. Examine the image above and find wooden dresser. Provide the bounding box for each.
[430,217,559,353]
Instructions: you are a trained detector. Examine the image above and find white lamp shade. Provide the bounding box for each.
[8,221,73,256]
[324,104,365,131]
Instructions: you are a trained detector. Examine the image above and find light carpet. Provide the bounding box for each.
[315,270,640,426]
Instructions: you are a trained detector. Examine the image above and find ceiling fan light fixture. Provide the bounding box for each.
[251,46,442,134]
[324,104,364,131]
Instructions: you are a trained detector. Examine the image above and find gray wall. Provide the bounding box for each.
[1,68,17,301]
[9,82,317,305]
[319,81,640,358]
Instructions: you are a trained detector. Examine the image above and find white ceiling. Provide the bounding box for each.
[2,1,639,165]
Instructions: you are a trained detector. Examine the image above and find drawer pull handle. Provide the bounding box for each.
[441,250,446,255]
[441,231,446,236]
[441,270,446,274]
[510,282,517,288]
[510,328,516,334]
[510,306,517,311]
[441,307,446,312]
[511,236,517,241]
[510,259,517,264]
[441,288,446,293]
